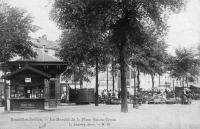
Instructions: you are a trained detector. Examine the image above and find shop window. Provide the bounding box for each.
[10,86,44,99]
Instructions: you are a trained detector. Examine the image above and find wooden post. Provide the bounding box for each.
[56,74,60,103]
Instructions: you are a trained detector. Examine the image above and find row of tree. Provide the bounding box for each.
[169,48,200,88]
[51,0,186,113]
[0,0,199,113]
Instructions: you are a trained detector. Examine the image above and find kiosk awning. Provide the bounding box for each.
[2,65,51,79]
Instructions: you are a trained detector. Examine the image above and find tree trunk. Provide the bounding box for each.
[182,77,185,88]
[119,45,128,113]
[111,60,115,95]
[73,71,76,90]
[137,68,140,91]
[151,74,155,89]
[112,70,115,95]
[106,66,109,93]
[79,66,83,89]
[3,71,7,111]
[186,76,188,88]
[75,81,76,90]
[134,69,136,95]
[95,55,99,106]
[159,75,160,87]
[133,67,138,108]
[80,79,83,89]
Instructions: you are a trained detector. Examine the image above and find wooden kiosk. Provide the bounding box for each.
[2,59,66,110]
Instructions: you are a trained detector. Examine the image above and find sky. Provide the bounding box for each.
[4,0,200,54]
[167,0,200,54]
[5,0,61,41]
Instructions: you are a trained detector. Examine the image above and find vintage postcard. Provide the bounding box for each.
[0,0,200,129]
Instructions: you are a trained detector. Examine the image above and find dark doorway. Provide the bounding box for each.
[49,81,56,99]
[24,87,32,98]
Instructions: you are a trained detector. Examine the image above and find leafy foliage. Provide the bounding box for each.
[52,0,184,112]
[58,27,110,80]
[59,29,94,82]
[170,48,200,84]
[0,2,37,62]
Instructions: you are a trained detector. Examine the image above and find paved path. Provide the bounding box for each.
[0,101,200,129]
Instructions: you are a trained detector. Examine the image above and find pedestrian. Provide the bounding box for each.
[187,91,193,104]
[181,90,187,104]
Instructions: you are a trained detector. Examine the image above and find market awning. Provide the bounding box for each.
[1,65,51,79]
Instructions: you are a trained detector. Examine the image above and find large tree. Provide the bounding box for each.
[0,2,37,110]
[131,38,168,89]
[52,0,184,112]
[58,28,110,106]
[146,40,168,88]
[0,2,36,62]
[59,30,94,87]
[170,48,200,87]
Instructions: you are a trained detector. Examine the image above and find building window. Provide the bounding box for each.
[10,86,44,99]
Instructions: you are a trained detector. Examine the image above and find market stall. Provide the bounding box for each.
[2,65,50,110]
[1,60,67,110]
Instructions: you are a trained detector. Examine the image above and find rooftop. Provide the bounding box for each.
[16,48,61,62]
[30,35,60,50]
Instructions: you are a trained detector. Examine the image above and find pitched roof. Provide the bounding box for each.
[16,48,61,62]
[30,35,60,50]
[2,65,51,79]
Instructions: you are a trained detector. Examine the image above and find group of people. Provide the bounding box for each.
[181,89,193,104]
[99,88,194,105]
[101,89,119,99]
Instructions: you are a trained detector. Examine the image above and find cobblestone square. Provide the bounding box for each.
[0,101,200,129]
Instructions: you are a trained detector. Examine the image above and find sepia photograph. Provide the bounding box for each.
[0,0,200,129]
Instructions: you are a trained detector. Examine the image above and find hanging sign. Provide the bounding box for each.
[25,78,31,83]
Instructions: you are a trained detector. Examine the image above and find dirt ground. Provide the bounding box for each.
[0,100,200,129]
